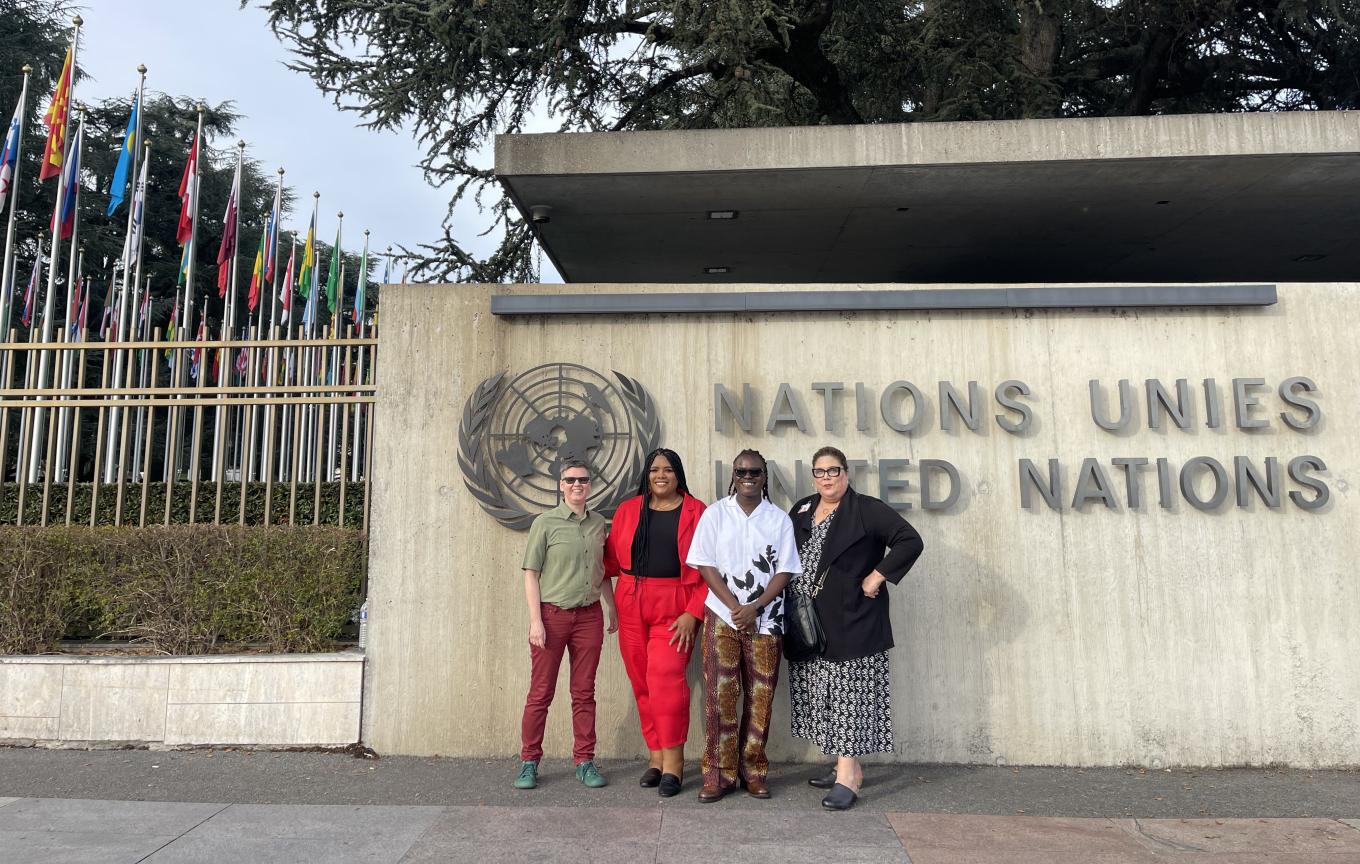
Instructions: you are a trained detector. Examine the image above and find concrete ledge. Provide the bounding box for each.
[0,652,362,749]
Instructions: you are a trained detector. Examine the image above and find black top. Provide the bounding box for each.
[789,487,924,661]
[641,505,682,578]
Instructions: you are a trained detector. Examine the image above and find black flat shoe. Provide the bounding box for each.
[821,782,858,811]
[639,767,662,788]
[808,768,837,789]
[658,773,682,797]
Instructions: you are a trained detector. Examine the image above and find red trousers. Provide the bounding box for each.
[520,601,603,763]
[614,575,697,751]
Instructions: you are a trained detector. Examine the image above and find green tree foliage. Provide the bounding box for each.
[0,0,378,342]
[259,0,1360,283]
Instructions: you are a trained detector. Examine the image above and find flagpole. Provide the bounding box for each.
[181,105,203,340]
[212,139,245,485]
[54,105,86,481]
[350,231,370,483]
[278,235,297,482]
[30,17,82,482]
[0,64,32,346]
[14,233,42,481]
[302,192,319,481]
[256,166,283,484]
[104,63,146,483]
[326,213,344,483]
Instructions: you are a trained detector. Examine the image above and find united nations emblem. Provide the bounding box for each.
[458,364,662,529]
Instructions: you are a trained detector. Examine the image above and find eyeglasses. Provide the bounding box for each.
[811,466,844,479]
[561,476,591,485]
[732,468,764,478]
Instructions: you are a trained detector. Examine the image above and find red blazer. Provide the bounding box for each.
[605,493,708,619]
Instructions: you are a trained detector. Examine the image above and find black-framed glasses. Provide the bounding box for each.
[811,466,844,479]
[732,468,764,478]
[561,476,592,485]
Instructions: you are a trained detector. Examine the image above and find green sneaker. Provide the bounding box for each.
[575,760,608,788]
[513,760,538,789]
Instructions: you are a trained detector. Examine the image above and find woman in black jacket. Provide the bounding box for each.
[787,445,924,811]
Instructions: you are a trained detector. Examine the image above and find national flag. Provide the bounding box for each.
[163,295,179,364]
[176,237,192,286]
[127,157,148,264]
[19,252,39,327]
[189,307,206,379]
[50,121,81,239]
[136,282,150,335]
[351,241,368,323]
[279,242,295,324]
[76,275,90,338]
[234,345,248,377]
[39,47,73,181]
[99,272,116,339]
[67,274,81,338]
[297,212,315,296]
[0,97,22,213]
[263,186,280,283]
[106,93,138,216]
[324,226,341,313]
[247,217,266,311]
[175,129,198,244]
[216,159,241,297]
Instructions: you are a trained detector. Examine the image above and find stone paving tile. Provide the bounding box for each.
[1167,855,1360,863]
[184,803,443,838]
[656,842,910,864]
[1339,819,1360,833]
[144,833,423,864]
[1127,818,1360,854]
[399,839,653,864]
[888,813,1152,854]
[0,797,19,808]
[0,797,226,836]
[903,849,1160,864]
[0,828,179,864]
[399,805,661,848]
[662,808,903,846]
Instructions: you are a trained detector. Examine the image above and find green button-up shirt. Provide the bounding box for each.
[522,502,607,608]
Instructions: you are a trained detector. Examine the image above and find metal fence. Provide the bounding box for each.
[0,327,377,529]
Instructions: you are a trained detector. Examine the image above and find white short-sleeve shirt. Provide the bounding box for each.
[686,495,802,635]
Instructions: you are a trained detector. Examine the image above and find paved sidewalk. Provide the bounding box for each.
[1,750,1358,863]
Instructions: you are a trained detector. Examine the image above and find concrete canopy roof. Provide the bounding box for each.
[495,112,1360,284]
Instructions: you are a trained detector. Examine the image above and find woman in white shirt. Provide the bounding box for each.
[686,449,801,803]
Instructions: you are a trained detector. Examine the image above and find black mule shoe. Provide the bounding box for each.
[639,767,662,788]
[658,773,682,797]
[808,768,837,789]
[821,782,858,811]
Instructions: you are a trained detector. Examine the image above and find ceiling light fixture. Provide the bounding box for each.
[707,210,739,220]
[704,266,731,274]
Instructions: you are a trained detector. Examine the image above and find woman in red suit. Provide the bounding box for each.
[602,448,707,797]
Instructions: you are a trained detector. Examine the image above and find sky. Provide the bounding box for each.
[75,0,535,280]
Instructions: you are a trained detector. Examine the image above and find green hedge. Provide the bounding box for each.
[0,525,365,655]
[0,482,366,527]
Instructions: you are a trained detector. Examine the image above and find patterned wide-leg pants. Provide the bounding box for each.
[700,609,782,790]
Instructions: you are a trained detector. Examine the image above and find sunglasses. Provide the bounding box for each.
[732,468,764,478]
[811,467,844,478]
[561,476,591,485]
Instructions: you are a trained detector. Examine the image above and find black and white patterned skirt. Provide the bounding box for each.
[788,651,894,757]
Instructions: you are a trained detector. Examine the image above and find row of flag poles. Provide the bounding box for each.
[1,16,393,487]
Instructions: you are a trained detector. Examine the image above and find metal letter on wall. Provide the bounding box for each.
[458,364,661,530]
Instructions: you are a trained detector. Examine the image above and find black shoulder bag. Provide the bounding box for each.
[782,567,827,662]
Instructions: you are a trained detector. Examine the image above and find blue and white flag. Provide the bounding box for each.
[0,99,21,213]
[106,93,138,216]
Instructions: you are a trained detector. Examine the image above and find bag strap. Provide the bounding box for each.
[810,566,829,598]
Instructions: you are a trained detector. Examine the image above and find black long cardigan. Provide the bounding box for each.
[789,486,925,662]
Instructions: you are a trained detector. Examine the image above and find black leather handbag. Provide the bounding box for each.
[783,568,828,662]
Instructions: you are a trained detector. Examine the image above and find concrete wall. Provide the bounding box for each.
[0,654,363,748]
[365,282,1359,766]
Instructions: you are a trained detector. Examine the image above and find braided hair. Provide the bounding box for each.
[628,448,690,577]
[727,449,772,501]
